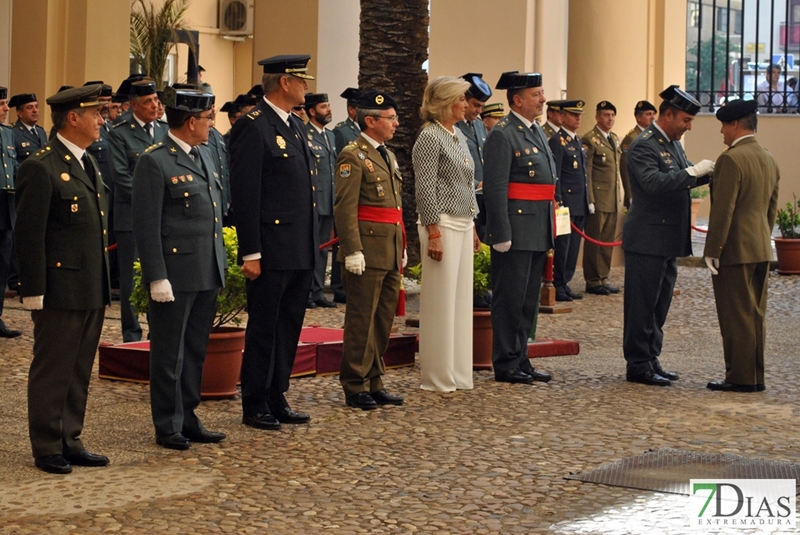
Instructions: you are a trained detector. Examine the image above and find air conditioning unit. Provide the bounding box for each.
[219,0,253,36]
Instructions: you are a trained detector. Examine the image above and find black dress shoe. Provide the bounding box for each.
[346,392,378,410]
[564,286,583,300]
[523,367,552,383]
[555,290,573,302]
[35,455,72,474]
[706,381,765,392]
[313,297,337,308]
[585,285,611,296]
[182,427,226,443]
[653,365,679,381]
[0,321,21,338]
[306,299,317,309]
[156,433,191,450]
[370,389,404,406]
[495,369,535,384]
[273,407,311,424]
[333,293,346,304]
[627,371,671,386]
[604,284,620,294]
[63,450,109,466]
[242,412,282,430]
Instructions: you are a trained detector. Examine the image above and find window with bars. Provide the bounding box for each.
[686,0,799,113]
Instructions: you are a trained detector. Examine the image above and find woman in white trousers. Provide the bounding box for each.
[413,76,481,392]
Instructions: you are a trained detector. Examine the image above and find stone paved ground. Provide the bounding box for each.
[0,263,798,534]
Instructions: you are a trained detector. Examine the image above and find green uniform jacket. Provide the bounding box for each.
[482,112,557,251]
[334,135,403,272]
[541,121,558,140]
[456,118,488,187]
[619,124,644,208]
[203,127,229,211]
[14,137,110,309]
[108,116,167,231]
[582,125,622,212]
[306,122,338,216]
[132,137,226,291]
[704,137,780,265]
[1,125,17,191]
[332,118,360,155]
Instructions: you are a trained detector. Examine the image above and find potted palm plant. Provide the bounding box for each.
[131,227,248,398]
[775,195,800,275]
[129,0,193,89]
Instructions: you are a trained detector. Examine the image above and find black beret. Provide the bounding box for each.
[9,93,37,108]
[340,87,362,104]
[480,102,504,118]
[304,92,329,107]
[715,99,758,122]
[635,100,656,113]
[46,84,104,112]
[659,85,701,115]
[357,90,397,110]
[596,101,616,113]
[461,73,492,102]
[247,84,265,98]
[495,71,542,90]
[0,86,6,100]
[258,54,315,80]
[161,86,213,113]
[560,100,585,114]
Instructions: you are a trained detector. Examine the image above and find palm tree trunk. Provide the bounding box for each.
[359,0,429,267]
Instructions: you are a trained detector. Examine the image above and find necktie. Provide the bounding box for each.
[189,147,199,162]
[607,134,615,149]
[145,123,153,140]
[377,145,391,169]
[82,153,94,176]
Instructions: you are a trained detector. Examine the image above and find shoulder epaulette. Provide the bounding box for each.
[144,142,163,154]
[334,121,346,128]
[495,117,510,129]
[343,140,359,151]
[626,127,638,137]
[31,145,53,160]
[112,120,129,129]
[247,109,262,120]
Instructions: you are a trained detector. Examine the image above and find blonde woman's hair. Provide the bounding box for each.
[420,76,470,123]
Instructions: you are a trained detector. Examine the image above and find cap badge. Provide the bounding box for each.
[375,95,384,105]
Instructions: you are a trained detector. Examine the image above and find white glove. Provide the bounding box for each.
[402,248,407,269]
[23,295,44,310]
[704,256,720,276]
[150,279,175,302]
[588,203,596,215]
[492,241,512,253]
[345,251,366,275]
[686,159,715,177]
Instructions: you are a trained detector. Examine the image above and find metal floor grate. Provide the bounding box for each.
[566,448,800,495]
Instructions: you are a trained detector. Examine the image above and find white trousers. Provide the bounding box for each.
[418,223,474,391]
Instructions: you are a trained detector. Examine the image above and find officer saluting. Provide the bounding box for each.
[482,71,555,385]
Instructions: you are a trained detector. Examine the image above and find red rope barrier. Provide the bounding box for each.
[319,237,339,250]
[691,225,708,233]
[569,221,622,247]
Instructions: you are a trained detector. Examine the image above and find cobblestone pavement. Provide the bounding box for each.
[0,263,798,534]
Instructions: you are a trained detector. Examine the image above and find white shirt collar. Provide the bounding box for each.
[511,110,533,128]
[731,134,755,147]
[561,128,577,138]
[264,96,291,126]
[168,131,192,155]
[596,125,611,137]
[56,133,86,166]
[133,114,148,129]
[652,121,671,141]
[311,122,326,135]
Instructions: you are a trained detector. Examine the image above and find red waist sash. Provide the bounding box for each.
[506,183,556,237]
[357,205,406,247]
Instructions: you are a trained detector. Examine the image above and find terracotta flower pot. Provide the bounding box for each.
[775,238,800,275]
[472,309,493,370]
[201,326,245,399]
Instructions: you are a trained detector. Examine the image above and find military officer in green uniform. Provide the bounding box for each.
[581,101,622,295]
[541,100,563,139]
[0,87,22,337]
[334,90,405,410]
[457,73,491,188]
[304,92,339,308]
[623,85,714,386]
[9,93,48,163]
[704,99,779,392]
[15,85,111,474]
[132,86,227,450]
[482,71,554,385]
[481,102,505,132]
[109,79,167,342]
[619,100,656,209]
[332,87,361,151]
